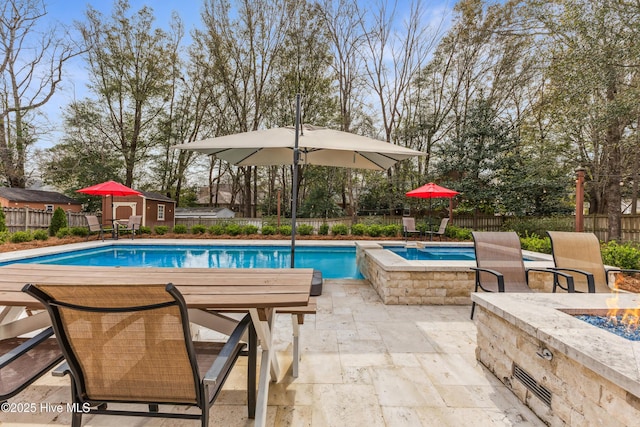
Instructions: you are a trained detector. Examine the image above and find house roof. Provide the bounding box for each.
[0,188,80,204]
[139,191,175,203]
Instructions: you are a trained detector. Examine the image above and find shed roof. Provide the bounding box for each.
[0,188,80,204]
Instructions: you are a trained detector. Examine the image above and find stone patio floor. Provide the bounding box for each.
[0,279,544,426]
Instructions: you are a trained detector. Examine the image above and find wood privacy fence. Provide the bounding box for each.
[6,206,640,243]
[3,207,89,233]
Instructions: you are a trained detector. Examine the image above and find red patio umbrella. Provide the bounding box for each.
[77,181,141,235]
[406,182,460,228]
[76,180,141,197]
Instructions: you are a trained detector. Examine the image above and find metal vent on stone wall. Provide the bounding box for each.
[513,363,552,407]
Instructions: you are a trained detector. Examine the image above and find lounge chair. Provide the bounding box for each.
[22,283,255,426]
[470,231,574,319]
[85,215,111,241]
[547,231,640,293]
[425,217,449,241]
[0,327,64,401]
[402,217,422,240]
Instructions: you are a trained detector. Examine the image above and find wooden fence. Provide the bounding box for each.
[5,206,640,243]
[2,207,89,233]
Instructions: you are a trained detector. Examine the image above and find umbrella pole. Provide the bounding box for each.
[290,94,301,268]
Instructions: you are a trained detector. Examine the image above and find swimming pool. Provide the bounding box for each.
[385,246,534,261]
[4,244,364,279]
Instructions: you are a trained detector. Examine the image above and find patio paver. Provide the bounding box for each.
[0,279,543,426]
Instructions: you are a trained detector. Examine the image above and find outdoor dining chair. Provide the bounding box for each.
[547,231,640,293]
[23,282,255,427]
[470,231,574,319]
[84,215,111,241]
[0,327,63,402]
[402,217,422,240]
[425,217,449,241]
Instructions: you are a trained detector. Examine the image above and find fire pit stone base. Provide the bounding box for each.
[472,292,640,427]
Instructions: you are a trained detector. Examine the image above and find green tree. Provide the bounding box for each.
[49,207,67,236]
[436,97,517,214]
[78,0,180,187]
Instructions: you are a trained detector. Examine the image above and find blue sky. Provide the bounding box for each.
[36,0,454,151]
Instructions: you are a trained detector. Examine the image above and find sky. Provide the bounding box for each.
[34,0,454,152]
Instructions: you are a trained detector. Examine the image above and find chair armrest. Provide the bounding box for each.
[52,361,71,377]
[526,268,575,293]
[0,327,56,369]
[549,267,595,293]
[203,313,252,388]
[606,268,640,275]
[470,267,505,292]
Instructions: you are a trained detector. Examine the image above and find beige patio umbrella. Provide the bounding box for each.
[172,124,423,171]
[173,96,425,266]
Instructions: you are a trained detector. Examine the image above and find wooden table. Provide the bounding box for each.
[0,264,313,427]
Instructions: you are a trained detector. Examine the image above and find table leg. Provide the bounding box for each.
[249,308,279,427]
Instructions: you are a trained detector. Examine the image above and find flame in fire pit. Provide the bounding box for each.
[607,276,640,332]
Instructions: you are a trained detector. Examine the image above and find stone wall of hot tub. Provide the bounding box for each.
[356,242,564,305]
[475,306,640,426]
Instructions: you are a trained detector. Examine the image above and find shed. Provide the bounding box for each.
[0,188,82,213]
[103,191,176,229]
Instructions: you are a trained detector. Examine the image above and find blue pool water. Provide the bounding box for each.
[387,246,476,261]
[4,245,364,279]
[386,246,534,261]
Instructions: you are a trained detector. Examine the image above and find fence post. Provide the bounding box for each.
[24,206,29,231]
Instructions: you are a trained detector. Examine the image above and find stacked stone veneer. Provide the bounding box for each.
[356,243,554,305]
[475,307,640,426]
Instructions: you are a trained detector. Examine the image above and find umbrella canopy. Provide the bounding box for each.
[406,182,459,199]
[171,124,424,171]
[76,180,141,197]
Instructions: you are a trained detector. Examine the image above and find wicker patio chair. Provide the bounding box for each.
[470,232,574,319]
[402,217,423,240]
[425,217,449,241]
[0,326,63,401]
[547,231,640,293]
[22,283,255,427]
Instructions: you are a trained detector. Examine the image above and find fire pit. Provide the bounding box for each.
[472,292,640,426]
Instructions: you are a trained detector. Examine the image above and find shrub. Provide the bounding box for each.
[11,231,33,243]
[55,228,71,238]
[297,224,314,236]
[331,224,349,236]
[601,241,640,270]
[33,229,49,241]
[383,224,400,237]
[0,231,10,243]
[225,223,242,236]
[154,225,169,235]
[173,224,188,234]
[503,216,573,237]
[139,225,152,234]
[241,224,259,235]
[318,223,329,235]
[351,223,367,236]
[445,225,473,241]
[278,225,292,236]
[70,227,89,237]
[191,224,207,234]
[0,208,6,232]
[519,233,551,254]
[49,207,67,236]
[261,225,276,235]
[208,224,225,235]
[366,224,383,237]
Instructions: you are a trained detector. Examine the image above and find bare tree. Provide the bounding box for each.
[0,0,83,187]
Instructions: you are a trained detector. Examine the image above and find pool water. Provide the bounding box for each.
[386,246,534,261]
[387,246,476,261]
[5,245,363,279]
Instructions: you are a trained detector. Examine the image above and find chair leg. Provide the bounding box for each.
[247,321,257,419]
[470,302,476,320]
